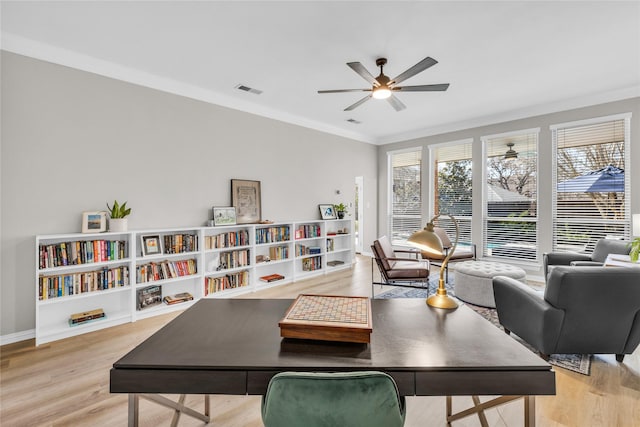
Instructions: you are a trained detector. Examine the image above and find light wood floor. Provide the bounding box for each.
[1,256,639,426]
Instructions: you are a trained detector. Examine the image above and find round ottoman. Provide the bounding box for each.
[453,261,526,308]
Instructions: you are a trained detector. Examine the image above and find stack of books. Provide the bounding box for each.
[69,308,105,326]
[163,292,194,305]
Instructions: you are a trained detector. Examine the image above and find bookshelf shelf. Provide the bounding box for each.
[35,219,353,345]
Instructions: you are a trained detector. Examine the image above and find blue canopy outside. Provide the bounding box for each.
[557,165,625,193]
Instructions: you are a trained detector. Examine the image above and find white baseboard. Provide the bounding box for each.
[0,329,35,346]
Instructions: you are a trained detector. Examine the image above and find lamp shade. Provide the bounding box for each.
[407,222,443,255]
[633,214,640,237]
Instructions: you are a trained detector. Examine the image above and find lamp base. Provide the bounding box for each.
[426,293,458,310]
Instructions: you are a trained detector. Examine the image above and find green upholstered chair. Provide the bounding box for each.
[261,371,406,427]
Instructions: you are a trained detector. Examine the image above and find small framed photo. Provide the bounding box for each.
[82,211,107,233]
[319,204,337,220]
[212,206,237,226]
[141,235,163,257]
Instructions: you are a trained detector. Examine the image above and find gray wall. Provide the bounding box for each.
[377,97,640,276]
[0,52,378,337]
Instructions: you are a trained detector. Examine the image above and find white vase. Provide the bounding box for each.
[109,218,128,232]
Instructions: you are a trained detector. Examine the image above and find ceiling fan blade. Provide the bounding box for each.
[393,83,450,92]
[347,62,379,86]
[390,57,438,85]
[318,89,371,94]
[386,94,406,112]
[344,95,371,111]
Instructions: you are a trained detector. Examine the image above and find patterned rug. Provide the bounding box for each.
[376,282,592,375]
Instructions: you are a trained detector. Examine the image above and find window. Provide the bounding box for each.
[482,130,538,261]
[388,149,422,245]
[431,140,473,245]
[551,114,630,252]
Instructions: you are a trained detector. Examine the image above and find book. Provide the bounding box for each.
[259,273,285,282]
[163,292,194,305]
[137,285,162,310]
[69,308,105,325]
[327,260,345,267]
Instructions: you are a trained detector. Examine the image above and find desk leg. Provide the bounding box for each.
[128,394,139,427]
[446,395,527,426]
[525,396,535,427]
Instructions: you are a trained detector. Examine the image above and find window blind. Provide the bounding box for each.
[432,141,473,245]
[483,131,538,261]
[552,117,630,253]
[389,150,422,245]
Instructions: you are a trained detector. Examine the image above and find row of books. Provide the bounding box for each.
[296,244,322,256]
[295,224,321,239]
[301,256,322,271]
[204,271,249,294]
[163,234,198,254]
[256,226,290,244]
[218,249,250,270]
[38,266,130,300]
[205,230,250,249]
[39,239,127,269]
[269,245,289,260]
[136,259,197,283]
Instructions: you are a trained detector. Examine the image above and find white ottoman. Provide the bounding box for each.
[454,261,527,308]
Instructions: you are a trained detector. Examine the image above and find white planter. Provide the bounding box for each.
[109,218,128,232]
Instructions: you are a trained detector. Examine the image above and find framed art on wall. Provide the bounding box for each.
[141,235,163,257]
[319,204,337,220]
[231,179,262,224]
[212,206,237,226]
[81,211,107,233]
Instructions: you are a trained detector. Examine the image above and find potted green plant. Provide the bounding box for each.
[334,203,348,219]
[630,237,640,263]
[107,200,131,232]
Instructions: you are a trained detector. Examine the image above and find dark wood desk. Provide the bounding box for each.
[111,299,555,426]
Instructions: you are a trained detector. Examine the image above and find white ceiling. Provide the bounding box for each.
[2,1,639,144]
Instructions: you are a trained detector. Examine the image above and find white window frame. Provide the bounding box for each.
[387,147,423,246]
[481,128,540,263]
[550,113,632,251]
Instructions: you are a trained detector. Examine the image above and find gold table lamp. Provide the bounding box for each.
[407,214,459,309]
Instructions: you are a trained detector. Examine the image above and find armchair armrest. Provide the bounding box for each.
[569,260,603,267]
[543,252,591,277]
[493,276,564,355]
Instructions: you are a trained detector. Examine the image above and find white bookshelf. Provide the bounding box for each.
[35,219,353,345]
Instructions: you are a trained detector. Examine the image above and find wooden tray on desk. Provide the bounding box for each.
[279,294,372,343]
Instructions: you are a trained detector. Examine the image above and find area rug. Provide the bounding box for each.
[376,283,592,375]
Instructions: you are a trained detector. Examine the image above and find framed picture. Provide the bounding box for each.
[212,206,237,226]
[141,234,163,257]
[81,211,107,233]
[231,179,262,224]
[319,204,337,220]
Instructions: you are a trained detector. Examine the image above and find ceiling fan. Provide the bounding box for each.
[318,57,449,112]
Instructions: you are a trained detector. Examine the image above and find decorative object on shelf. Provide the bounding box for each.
[408,214,459,310]
[334,203,348,219]
[231,179,262,224]
[141,234,163,256]
[106,200,131,232]
[81,211,107,233]
[212,206,237,226]
[318,204,337,220]
[137,285,162,310]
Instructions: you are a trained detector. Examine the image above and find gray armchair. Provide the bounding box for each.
[543,238,630,277]
[493,266,640,362]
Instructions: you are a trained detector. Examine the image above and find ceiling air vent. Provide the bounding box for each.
[346,118,362,124]
[235,84,262,95]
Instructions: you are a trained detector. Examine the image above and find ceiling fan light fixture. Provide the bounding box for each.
[372,86,391,99]
[504,142,518,159]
